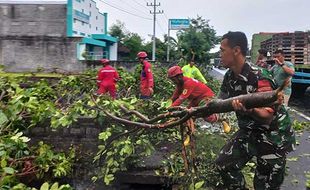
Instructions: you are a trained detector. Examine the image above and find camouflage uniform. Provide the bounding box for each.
[216,62,295,190]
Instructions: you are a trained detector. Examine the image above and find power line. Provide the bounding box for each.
[120,0,149,16]
[131,0,149,11]
[163,12,169,22]
[97,0,152,20]
[156,20,165,35]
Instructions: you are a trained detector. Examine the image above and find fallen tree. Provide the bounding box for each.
[94,87,284,129]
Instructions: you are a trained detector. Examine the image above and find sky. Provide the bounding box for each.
[13,0,310,48]
[94,0,310,46]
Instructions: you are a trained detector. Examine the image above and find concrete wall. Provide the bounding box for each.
[0,3,67,37]
[109,42,118,61]
[0,36,88,73]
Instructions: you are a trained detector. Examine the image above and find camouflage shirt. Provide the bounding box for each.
[219,62,295,154]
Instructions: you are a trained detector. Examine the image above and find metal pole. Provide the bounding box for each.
[147,0,162,61]
[152,0,156,61]
[167,24,170,62]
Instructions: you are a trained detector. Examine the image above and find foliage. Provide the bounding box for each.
[177,16,220,63]
[0,132,74,189]
[109,20,127,43]
[292,120,310,131]
[9,182,73,190]
[109,21,178,62]
[123,33,145,61]
[0,65,226,189]
[306,171,310,188]
[157,131,225,188]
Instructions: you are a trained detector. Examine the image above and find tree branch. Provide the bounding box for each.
[89,87,283,129]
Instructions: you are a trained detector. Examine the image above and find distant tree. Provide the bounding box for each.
[177,16,220,63]
[123,33,144,60]
[109,20,127,43]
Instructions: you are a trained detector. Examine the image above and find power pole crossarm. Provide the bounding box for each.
[147,0,163,61]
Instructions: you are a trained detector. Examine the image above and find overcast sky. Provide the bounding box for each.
[14,0,310,47]
[95,0,310,45]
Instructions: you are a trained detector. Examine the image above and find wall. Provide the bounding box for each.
[0,3,67,37]
[0,36,88,73]
[71,0,106,37]
[109,42,118,61]
[26,117,113,190]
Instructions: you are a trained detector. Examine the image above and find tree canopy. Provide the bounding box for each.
[109,16,219,63]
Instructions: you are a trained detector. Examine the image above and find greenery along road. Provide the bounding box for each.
[0,66,221,189]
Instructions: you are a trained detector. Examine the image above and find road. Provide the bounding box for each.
[210,67,310,190]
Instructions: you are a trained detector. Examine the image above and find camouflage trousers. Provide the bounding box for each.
[215,129,286,190]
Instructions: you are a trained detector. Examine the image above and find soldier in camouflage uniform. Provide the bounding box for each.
[215,31,295,190]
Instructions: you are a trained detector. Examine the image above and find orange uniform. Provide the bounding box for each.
[171,76,214,107]
[140,60,154,98]
[97,65,119,99]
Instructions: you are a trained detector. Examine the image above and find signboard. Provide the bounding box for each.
[169,19,190,30]
[73,10,90,23]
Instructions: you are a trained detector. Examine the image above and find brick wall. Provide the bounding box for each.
[25,117,113,190]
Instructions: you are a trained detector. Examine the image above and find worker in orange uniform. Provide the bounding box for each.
[167,66,217,122]
[137,51,154,99]
[96,59,120,99]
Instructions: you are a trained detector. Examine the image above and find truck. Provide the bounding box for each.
[292,64,310,95]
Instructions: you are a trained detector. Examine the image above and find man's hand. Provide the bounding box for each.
[149,88,154,95]
[273,58,283,66]
[276,91,285,105]
[232,99,253,114]
[232,99,274,124]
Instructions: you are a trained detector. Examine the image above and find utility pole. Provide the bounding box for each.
[167,21,170,62]
[147,0,163,61]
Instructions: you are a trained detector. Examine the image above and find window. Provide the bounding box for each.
[82,9,84,13]
[96,27,98,31]
[73,31,78,34]
[101,29,103,32]
[80,32,85,36]
[96,16,98,20]
[90,3,92,7]
[89,11,91,16]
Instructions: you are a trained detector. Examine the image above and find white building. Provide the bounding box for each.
[0,0,118,64]
[68,0,117,60]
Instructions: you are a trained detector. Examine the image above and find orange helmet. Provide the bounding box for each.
[167,66,183,78]
[137,51,147,58]
[100,59,110,64]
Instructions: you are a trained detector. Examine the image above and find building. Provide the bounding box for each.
[250,32,276,63]
[260,31,310,65]
[0,0,117,72]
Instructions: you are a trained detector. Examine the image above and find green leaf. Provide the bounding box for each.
[104,174,115,185]
[3,167,15,174]
[50,182,59,190]
[20,136,31,143]
[0,110,8,126]
[287,157,299,162]
[10,132,23,141]
[1,158,7,168]
[40,182,50,190]
[194,181,204,189]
